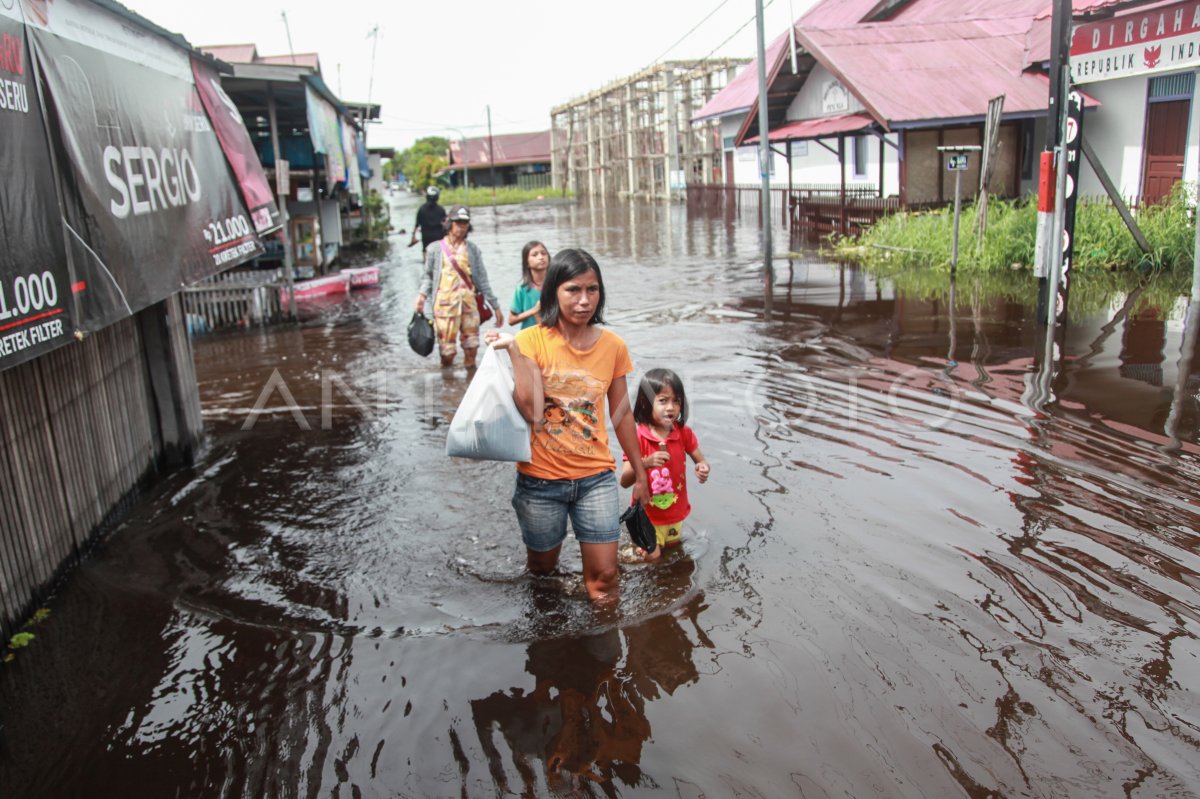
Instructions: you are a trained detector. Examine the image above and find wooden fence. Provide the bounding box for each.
[0,295,202,641]
[181,269,288,334]
[685,183,900,241]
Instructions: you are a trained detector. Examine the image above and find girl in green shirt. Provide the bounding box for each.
[508,240,549,329]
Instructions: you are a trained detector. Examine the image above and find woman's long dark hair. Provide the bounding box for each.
[633,368,688,427]
[538,248,606,328]
[520,241,547,287]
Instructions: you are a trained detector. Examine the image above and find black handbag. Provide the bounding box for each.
[619,502,657,553]
[407,311,435,357]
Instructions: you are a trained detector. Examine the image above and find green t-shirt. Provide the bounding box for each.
[510,283,542,329]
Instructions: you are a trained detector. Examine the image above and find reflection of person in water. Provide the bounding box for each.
[469,560,707,791]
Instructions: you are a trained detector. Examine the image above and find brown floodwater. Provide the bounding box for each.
[2,195,1199,797]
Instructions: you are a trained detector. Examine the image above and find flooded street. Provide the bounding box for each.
[2,195,1199,797]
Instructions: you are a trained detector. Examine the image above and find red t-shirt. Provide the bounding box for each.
[623,422,699,525]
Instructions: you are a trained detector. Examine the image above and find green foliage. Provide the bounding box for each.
[393,137,450,190]
[437,185,572,207]
[834,185,1196,276]
[353,190,392,244]
[412,154,448,191]
[3,607,51,665]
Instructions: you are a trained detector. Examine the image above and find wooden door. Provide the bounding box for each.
[725,151,734,186]
[1142,100,1188,205]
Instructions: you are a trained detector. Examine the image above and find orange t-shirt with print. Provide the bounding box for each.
[514,325,633,480]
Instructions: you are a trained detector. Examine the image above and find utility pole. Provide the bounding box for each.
[755,0,772,275]
[366,25,380,108]
[487,105,497,213]
[281,11,297,66]
[1034,0,1072,323]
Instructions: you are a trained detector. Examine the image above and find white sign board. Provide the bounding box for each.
[1071,0,1200,84]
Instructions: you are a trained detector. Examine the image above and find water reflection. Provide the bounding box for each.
[2,195,1198,797]
[465,555,706,794]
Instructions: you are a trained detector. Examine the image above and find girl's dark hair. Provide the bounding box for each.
[634,368,688,427]
[538,248,606,328]
[520,241,547,287]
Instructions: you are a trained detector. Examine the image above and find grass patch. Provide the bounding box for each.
[438,185,573,208]
[833,183,1196,276]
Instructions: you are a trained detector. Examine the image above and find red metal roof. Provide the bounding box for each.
[200,44,321,72]
[795,0,1064,126]
[259,53,322,69]
[201,44,258,63]
[691,30,791,123]
[710,0,1114,144]
[448,131,551,169]
[744,112,876,143]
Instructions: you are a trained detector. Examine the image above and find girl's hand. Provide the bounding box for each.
[493,307,504,328]
[637,545,662,563]
[695,461,710,483]
[414,294,426,313]
[643,451,669,469]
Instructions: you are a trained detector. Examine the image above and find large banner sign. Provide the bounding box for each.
[191,57,281,235]
[0,3,75,370]
[23,0,262,332]
[1071,0,1200,83]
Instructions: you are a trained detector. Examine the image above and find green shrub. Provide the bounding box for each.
[834,185,1195,275]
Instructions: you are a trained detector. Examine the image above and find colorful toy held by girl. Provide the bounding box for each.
[507,241,549,329]
[619,368,710,551]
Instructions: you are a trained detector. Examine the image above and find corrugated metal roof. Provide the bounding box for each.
[260,53,322,70]
[711,0,1116,144]
[448,131,551,169]
[744,112,876,142]
[690,30,791,122]
[201,45,321,72]
[806,21,1051,122]
[793,0,1067,126]
[202,44,258,63]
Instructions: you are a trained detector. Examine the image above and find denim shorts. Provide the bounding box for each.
[511,470,620,551]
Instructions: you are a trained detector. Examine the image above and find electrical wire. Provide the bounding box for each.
[650,0,733,65]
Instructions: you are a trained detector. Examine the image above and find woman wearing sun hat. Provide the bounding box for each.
[414,205,502,367]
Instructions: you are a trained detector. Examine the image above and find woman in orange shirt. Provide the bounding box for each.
[486,249,651,604]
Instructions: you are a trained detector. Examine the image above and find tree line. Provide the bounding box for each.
[381,136,448,192]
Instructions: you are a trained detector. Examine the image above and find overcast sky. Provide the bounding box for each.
[122,0,813,153]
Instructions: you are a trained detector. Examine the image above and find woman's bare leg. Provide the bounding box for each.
[526,545,562,575]
[579,542,620,604]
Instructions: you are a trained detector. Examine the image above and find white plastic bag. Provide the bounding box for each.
[445,346,533,461]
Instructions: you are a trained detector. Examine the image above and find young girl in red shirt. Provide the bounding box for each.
[620,368,710,551]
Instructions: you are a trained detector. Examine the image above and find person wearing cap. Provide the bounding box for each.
[414,205,502,367]
[409,185,447,250]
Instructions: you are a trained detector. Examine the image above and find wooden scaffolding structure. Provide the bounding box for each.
[551,58,748,201]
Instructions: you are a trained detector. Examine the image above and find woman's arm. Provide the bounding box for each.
[470,242,503,316]
[609,377,649,506]
[415,246,436,311]
[487,335,542,423]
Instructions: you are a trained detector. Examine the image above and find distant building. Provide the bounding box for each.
[201,43,375,270]
[693,0,1198,209]
[442,131,552,190]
